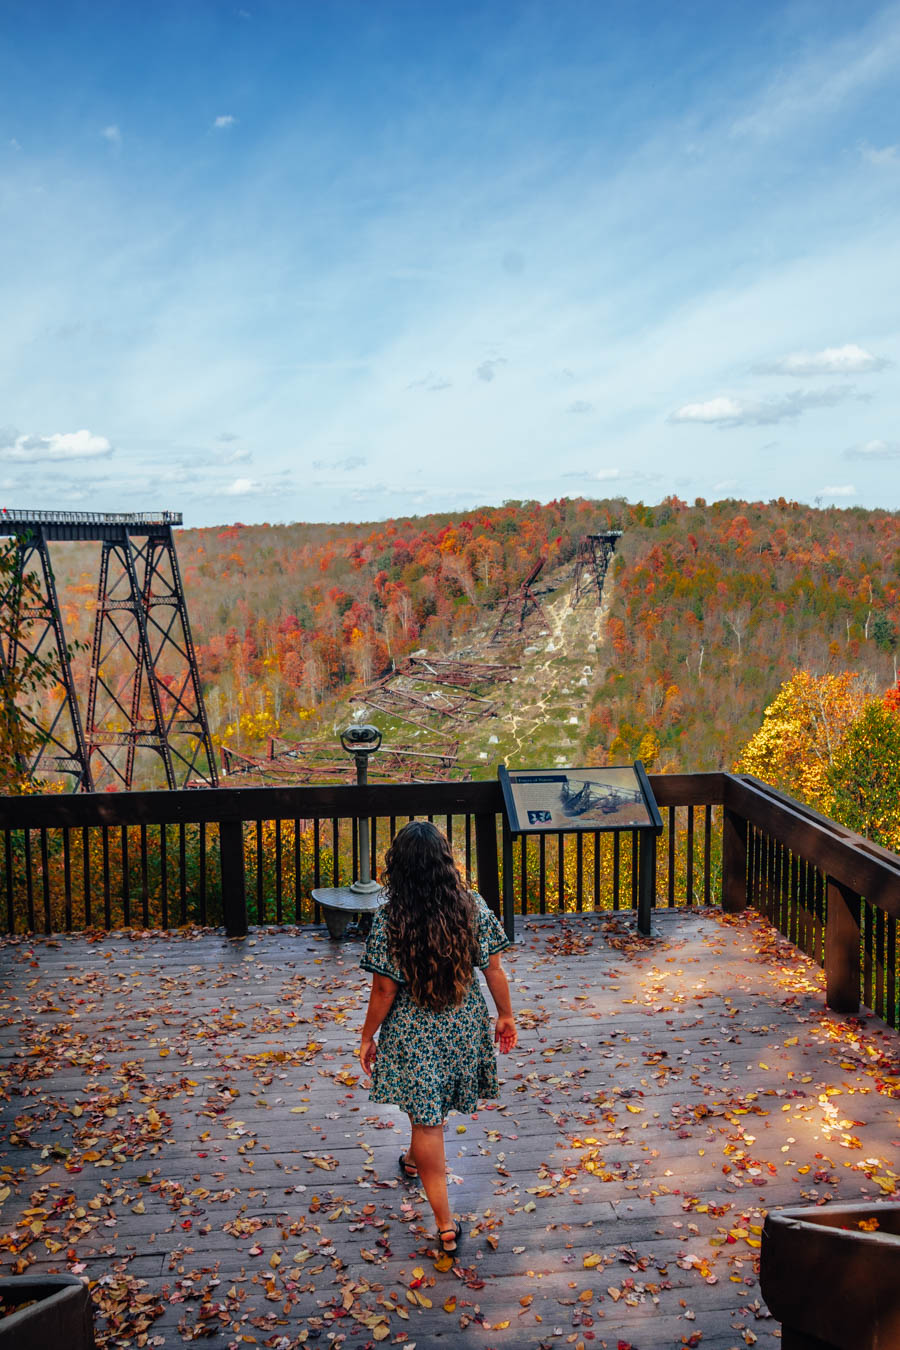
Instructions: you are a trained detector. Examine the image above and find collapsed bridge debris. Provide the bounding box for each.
[361,655,518,734]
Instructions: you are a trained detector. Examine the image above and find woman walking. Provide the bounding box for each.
[358,820,517,1254]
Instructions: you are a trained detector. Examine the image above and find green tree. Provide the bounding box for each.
[872,613,897,653]
[825,701,900,852]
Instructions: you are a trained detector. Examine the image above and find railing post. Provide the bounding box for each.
[474,812,501,917]
[501,817,516,943]
[637,832,654,935]
[722,807,748,912]
[825,877,860,1014]
[220,820,247,937]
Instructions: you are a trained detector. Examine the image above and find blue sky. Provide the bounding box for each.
[2,0,899,526]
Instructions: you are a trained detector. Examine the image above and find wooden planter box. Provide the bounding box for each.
[760,1202,900,1349]
[0,1274,96,1349]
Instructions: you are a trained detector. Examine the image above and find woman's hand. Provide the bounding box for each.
[494,1015,517,1054]
[359,1034,378,1078]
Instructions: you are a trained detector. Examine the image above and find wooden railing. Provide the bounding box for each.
[1,772,898,1030]
[721,775,900,1030]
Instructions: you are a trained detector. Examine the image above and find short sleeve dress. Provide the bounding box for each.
[360,894,510,1126]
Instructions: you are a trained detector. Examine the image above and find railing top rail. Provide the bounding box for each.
[0,771,725,830]
[0,778,505,829]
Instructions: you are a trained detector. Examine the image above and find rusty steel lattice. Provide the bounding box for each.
[571,530,623,607]
[489,556,550,644]
[0,510,217,791]
[0,521,93,788]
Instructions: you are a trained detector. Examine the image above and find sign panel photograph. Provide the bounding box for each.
[498,763,661,834]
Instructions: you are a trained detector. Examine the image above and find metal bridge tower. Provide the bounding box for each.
[0,510,218,790]
[571,530,623,607]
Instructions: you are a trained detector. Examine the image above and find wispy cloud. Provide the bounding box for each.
[669,386,854,428]
[213,114,237,130]
[407,373,451,392]
[311,455,366,472]
[475,358,507,383]
[0,429,113,462]
[844,438,900,460]
[562,467,621,481]
[222,448,251,464]
[755,343,889,376]
[860,141,900,166]
[566,400,593,414]
[820,484,856,497]
[101,124,121,147]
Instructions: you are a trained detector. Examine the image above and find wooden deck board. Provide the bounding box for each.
[1,908,898,1349]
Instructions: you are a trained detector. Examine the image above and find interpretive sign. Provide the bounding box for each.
[498,762,661,835]
[496,762,663,939]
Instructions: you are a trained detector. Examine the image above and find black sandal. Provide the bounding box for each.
[438,1221,462,1255]
[398,1153,418,1179]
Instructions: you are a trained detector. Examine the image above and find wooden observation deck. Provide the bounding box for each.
[0,773,898,1346]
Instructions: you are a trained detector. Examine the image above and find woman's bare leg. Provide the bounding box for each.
[409,1119,453,1232]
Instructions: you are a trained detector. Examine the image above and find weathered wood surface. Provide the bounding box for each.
[1,910,898,1348]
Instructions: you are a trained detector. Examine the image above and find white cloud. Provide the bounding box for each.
[101,125,121,147]
[222,448,251,464]
[844,438,900,460]
[669,386,854,427]
[564,467,620,483]
[0,429,113,462]
[566,400,593,414]
[861,142,900,166]
[213,115,237,130]
[821,484,856,497]
[756,343,888,375]
[220,476,262,495]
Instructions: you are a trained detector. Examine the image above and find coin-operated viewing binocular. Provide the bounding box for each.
[340,724,383,756]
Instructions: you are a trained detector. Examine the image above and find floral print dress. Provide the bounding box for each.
[360,895,510,1125]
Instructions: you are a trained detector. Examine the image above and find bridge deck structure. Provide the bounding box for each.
[1,908,897,1348]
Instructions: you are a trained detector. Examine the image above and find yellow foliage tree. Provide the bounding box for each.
[736,670,868,811]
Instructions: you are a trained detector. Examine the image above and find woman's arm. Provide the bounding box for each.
[359,973,398,1076]
[483,952,517,1053]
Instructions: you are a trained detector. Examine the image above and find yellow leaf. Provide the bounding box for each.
[583,1254,603,1269]
[443,1296,457,1313]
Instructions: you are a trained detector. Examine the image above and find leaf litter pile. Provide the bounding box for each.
[1,909,898,1349]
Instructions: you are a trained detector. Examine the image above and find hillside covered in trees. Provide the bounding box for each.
[45,496,900,779]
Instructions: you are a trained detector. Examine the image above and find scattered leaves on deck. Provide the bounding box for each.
[1,910,897,1347]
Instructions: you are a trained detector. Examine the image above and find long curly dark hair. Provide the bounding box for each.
[381,820,479,1012]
